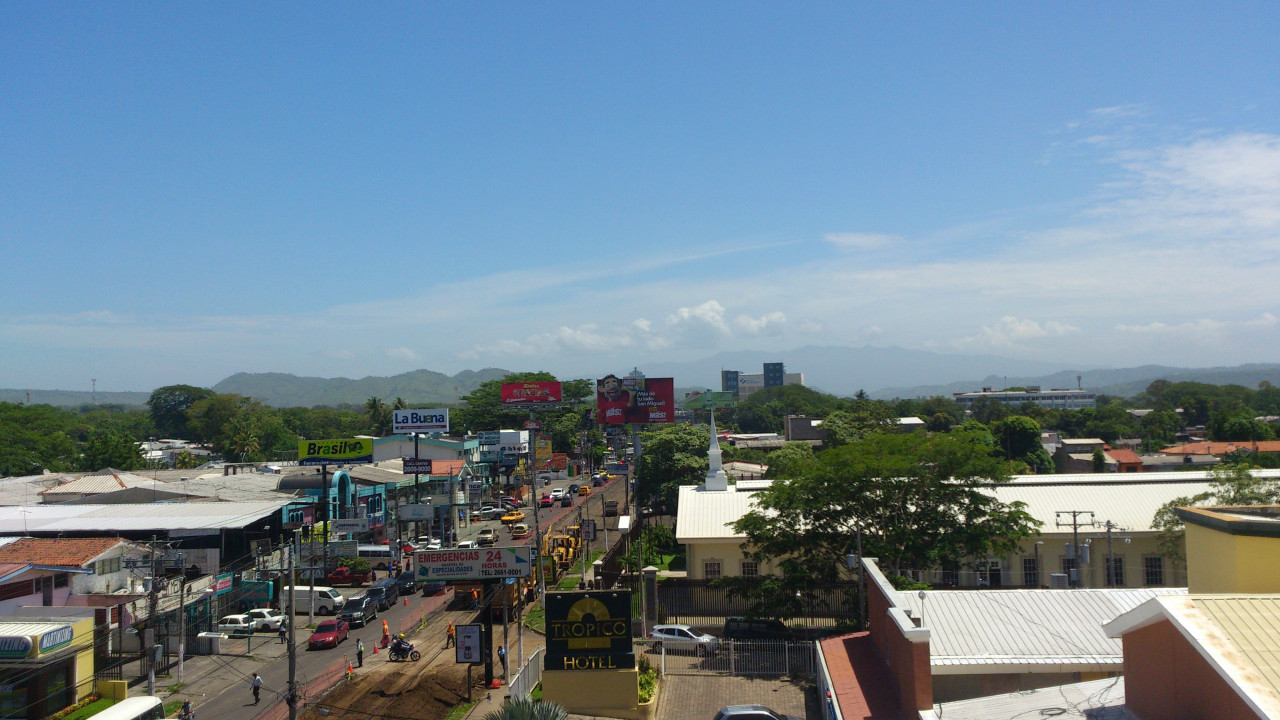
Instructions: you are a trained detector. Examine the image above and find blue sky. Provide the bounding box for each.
[3,3,1280,391]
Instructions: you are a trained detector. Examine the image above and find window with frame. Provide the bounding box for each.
[96,557,121,575]
[1105,556,1125,587]
[940,565,959,586]
[1022,557,1040,587]
[1143,556,1164,586]
[703,561,722,580]
[54,574,68,588]
[741,560,759,577]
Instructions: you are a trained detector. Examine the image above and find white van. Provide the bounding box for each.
[288,585,345,615]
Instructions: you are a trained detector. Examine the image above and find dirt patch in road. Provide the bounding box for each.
[306,660,475,720]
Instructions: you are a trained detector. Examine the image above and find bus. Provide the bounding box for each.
[357,544,395,570]
[91,697,164,720]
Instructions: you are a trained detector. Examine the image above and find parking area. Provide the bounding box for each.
[655,675,815,720]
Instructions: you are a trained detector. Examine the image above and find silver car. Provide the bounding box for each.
[714,706,802,720]
[648,624,720,656]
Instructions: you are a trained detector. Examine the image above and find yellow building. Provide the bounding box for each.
[1176,505,1280,594]
[0,616,95,719]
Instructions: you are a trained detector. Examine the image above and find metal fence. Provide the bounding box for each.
[635,639,817,680]
[507,647,545,700]
[655,580,857,627]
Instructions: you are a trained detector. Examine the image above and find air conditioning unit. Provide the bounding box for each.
[1049,573,1069,589]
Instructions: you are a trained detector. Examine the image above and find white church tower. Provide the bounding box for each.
[705,412,730,492]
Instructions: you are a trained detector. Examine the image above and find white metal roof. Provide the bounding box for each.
[929,677,1132,720]
[40,470,161,498]
[992,479,1221,533]
[676,485,767,542]
[1006,469,1280,484]
[0,500,293,533]
[899,587,1186,671]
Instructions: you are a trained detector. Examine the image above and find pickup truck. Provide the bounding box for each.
[325,566,372,587]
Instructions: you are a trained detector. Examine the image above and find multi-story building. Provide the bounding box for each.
[953,386,1096,411]
[721,363,805,400]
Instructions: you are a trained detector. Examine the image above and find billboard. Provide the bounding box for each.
[544,591,635,670]
[298,438,373,466]
[535,437,552,470]
[402,458,433,475]
[414,547,533,581]
[683,390,738,411]
[393,408,449,434]
[596,375,675,424]
[501,381,563,405]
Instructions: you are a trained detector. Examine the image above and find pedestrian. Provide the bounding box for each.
[381,619,391,648]
[250,673,262,705]
[498,645,507,677]
[278,618,288,644]
[470,587,479,611]
[356,638,365,667]
[445,621,455,648]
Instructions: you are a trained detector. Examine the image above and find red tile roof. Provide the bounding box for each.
[0,537,127,568]
[428,460,466,478]
[1108,448,1144,465]
[1161,441,1280,456]
[820,632,912,720]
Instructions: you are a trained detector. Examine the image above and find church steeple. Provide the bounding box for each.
[705,412,730,492]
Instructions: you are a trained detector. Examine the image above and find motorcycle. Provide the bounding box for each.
[388,642,422,662]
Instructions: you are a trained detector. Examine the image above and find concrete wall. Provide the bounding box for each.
[863,559,932,712]
[1123,618,1261,720]
[1185,524,1280,594]
[684,540,777,580]
[542,667,640,719]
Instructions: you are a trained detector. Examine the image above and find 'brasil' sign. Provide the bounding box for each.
[298,438,373,466]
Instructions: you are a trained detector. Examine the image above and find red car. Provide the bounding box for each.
[308,619,349,650]
[539,495,554,508]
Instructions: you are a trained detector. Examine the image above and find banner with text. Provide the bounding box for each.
[298,438,373,466]
[393,408,450,434]
[501,381,562,405]
[596,375,675,424]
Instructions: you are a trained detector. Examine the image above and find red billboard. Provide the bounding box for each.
[501,381,563,405]
[597,375,675,424]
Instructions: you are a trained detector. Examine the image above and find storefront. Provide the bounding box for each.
[0,619,94,719]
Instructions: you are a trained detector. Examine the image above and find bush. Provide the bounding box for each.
[638,666,658,704]
[888,574,930,591]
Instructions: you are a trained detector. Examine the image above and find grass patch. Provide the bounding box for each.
[523,602,545,633]
[161,701,185,718]
[443,701,475,720]
[555,575,584,590]
[61,698,114,720]
[164,682,187,695]
[530,683,543,702]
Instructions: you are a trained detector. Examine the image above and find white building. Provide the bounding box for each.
[953,386,1096,410]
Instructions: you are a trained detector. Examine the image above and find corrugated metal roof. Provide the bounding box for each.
[1192,596,1280,714]
[898,587,1186,669]
[40,470,160,497]
[992,479,1219,532]
[0,500,292,533]
[931,677,1132,720]
[1007,469,1280,484]
[676,485,766,541]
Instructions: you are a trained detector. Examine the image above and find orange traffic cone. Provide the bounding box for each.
[348,663,355,675]
[372,644,379,654]
[403,597,408,607]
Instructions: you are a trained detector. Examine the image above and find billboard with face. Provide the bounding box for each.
[596,375,674,424]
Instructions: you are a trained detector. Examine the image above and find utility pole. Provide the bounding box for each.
[146,535,160,696]
[1055,511,1095,588]
[177,576,187,682]
[1101,520,1127,587]
[287,539,298,720]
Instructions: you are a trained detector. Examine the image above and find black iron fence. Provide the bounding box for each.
[655,579,858,627]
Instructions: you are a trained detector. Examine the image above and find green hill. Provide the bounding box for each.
[211,368,514,407]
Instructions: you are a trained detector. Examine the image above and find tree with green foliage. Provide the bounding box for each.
[365,397,393,436]
[146,385,215,439]
[734,429,1039,606]
[990,415,1054,473]
[1153,464,1280,563]
[452,372,559,433]
[78,429,144,471]
[634,423,708,512]
[1091,448,1107,473]
[762,442,818,479]
[1139,410,1183,449]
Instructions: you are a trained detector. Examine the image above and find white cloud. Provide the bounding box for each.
[823,233,900,251]
[632,318,652,333]
[954,316,1080,351]
[668,301,730,334]
[735,311,787,335]
[1116,313,1278,335]
[385,347,418,362]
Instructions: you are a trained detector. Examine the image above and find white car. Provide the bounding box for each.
[456,540,477,550]
[549,488,566,500]
[217,614,253,637]
[247,608,284,631]
[648,624,720,656]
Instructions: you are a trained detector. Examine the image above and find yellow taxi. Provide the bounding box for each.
[577,484,591,496]
[510,523,531,539]
[501,510,525,525]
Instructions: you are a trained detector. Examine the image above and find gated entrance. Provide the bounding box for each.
[635,639,817,680]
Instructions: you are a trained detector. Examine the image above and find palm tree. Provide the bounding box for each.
[481,698,567,720]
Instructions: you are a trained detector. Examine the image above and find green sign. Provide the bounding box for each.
[683,391,738,410]
[298,438,373,466]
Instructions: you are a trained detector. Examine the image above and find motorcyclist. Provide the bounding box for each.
[391,633,411,656]
[179,700,194,720]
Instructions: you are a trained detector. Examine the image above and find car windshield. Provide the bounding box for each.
[316,622,337,632]
[327,589,342,599]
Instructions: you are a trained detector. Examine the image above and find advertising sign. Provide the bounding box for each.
[456,624,483,664]
[393,408,450,434]
[535,438,552,470]
[683,390,738,410]
[300,540,358,559]
[501,381,563,405]
[477,431,501,446]
[240,580,274,604]
[399,504,434,521]
[214,573,234,596]
[524,419,542,430]
[298,438,373,466]
[37,626,74,655]
[402,458,434,475]
[331,518,369,534]
[544,591,635,670]
[414,547,533,581]
[596,375,675,424]
[581,519,597,542]
[478,450,499,463]
[0,637,32,660]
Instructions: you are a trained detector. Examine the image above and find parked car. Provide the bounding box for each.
[325,565,371,587]
[549,488,566,500]
[567,484,580,496]
[421,580,448,596]
[246,608,285,632]
[714,706,802,720]
[307,618,349,650]
[456,540,477,550]
[288,586,345,616]
[217,614,253,637]
[604,500,619,517]
[723,617,794,641]
[592,475,605,487]
[338,595,377,627]
[479,506,504,520]
[540,495,554,508]
[394,571,417,595]
[578,484,591,496]
[648,625,720,655]
[498,496,522,508]
[366,578,400,611]
[560,495,574,508]
[501,510,525,525]
[477,529,497,546]
[510,523,530,539]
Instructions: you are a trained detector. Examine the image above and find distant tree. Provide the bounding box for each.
[1091,448,1107,473]
[562,379,594,406]
[452,372,559,433]
[78,430,144,471]
[968,397,1009,424]
[819,401,896,448]
[1139,410,1183,449]
[634,423,708,512]
[762,442,819,479]
[990,416,1053,473]
[173,450,202,469]
[365,397,393,436]
[226,413,263,462]
[146,385,215,439]
[1153,464,1280,563]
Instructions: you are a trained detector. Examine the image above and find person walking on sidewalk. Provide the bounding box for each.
[470,587,479,610]
[356,638,365,667]
[278,618,288,644]
[498,645,507,677]
[445,621,455,648]
[250,673,262,704]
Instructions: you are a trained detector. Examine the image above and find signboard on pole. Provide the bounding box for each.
[298,438,373,466]
[399,504,434,521]
[581,519,597,541]
[214,573,234,596]
[414,547,532,581]
[331,518,369,534]
[682,390,739,411]
[456,624,483,664]
[393,409,450,434]
[402,458,434,475]
[597,375,675,424]
[523,419,542,430]
[477,431,501,446]
[501,381,563,406]
[544,591,635,670]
